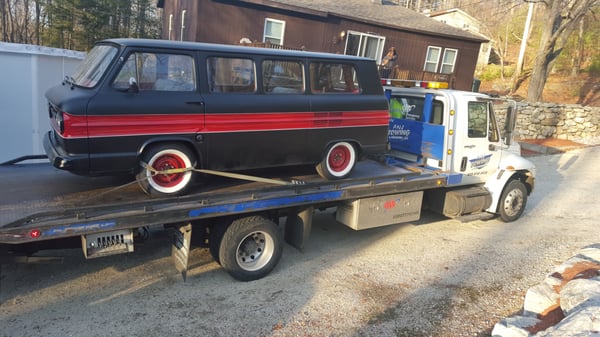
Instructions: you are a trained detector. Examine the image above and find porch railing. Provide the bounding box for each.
[380,66,455,88]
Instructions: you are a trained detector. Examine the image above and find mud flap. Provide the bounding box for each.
[171,223,192,281]
[284,206,313,251]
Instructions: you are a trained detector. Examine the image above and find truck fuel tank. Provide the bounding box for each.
[426,186,492,218]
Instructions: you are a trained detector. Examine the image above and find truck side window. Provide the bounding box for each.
[390,95,443,124]
[113,53,196,92]
[262,60,304,94]
[207,57,256,93]
[468,102,488,138]
[309,62,360,94]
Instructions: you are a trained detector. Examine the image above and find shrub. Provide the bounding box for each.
[478,64,515,81]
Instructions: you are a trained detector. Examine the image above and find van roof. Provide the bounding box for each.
[102,38,372,62]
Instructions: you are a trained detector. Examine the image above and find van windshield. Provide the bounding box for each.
[71,44,118,88]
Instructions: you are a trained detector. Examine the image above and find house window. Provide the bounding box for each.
[264,18,285,45]
[424,46,457,74]
[344,31,385,63]
[424,46,441,72]
[440,48,457,74]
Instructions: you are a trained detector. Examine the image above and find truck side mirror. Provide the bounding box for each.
[503,102,517,146]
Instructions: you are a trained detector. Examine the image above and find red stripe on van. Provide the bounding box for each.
[203,111,389,132]
[59,111,390,138]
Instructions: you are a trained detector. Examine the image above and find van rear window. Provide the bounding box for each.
[262,60,304,94]
[309,62,360,94]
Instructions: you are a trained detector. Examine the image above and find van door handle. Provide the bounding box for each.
[186,101,204,106]
[464,145,475,149]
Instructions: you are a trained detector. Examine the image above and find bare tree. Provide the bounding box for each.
[526,0,599,102]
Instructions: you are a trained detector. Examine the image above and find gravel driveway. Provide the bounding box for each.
[1,146,599,337]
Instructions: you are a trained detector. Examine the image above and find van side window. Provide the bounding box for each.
[113,53,196,92]
[262,60,304,94]
[309,62,360,94]
[207,57,256,93]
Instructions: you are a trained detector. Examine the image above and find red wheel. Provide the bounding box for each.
[137,144,195,197]
[316,141,356,179]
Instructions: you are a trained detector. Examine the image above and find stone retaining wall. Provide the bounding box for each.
[495,102,600,140]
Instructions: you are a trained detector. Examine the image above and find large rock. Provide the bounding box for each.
[492,245,600,337]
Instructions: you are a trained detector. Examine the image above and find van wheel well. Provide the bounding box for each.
[316,141,359,180]
[136,142,198,197]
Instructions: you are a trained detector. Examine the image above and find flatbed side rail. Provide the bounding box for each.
[0,170,448,244]
[0,155,48,166]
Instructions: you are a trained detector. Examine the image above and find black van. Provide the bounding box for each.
[44,38,389,197]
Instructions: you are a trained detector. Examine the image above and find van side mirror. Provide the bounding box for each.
[128,77,139,93]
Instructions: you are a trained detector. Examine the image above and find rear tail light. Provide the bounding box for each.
[48,103,65,135]
[55,110,64,134]
[49,104,65,134]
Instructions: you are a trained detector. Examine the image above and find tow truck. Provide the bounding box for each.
[0,81,535,282]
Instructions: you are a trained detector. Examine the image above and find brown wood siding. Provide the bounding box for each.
[161,0,481,90]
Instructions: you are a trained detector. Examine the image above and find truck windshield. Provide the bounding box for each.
[71,45,118,88]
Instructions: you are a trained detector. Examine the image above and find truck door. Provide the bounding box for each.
[455,99,502,184]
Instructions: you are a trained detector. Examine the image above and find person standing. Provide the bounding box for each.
[381,47,398,78]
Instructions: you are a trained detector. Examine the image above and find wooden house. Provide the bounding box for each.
[157,0,487,90]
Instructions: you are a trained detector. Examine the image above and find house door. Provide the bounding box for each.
[344,31,386,64]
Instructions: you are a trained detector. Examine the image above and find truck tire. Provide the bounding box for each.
[498,179,528,222]
[137,143,195,197]
[316,141,356,180]
[219,215,282,281]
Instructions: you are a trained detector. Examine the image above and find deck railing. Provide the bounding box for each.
[380,66,455,88]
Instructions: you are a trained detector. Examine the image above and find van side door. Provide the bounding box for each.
[200,55,311,171]
[86,49,204,174]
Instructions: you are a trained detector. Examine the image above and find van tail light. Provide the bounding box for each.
[49,104,65,134]
[55,110,65,134]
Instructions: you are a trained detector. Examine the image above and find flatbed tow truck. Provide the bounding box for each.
[0,84,535,282]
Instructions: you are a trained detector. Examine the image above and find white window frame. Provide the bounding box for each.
[263,18,285,45]
[424,46,441,72]
[344,31,385,63]
[440,48,458,74]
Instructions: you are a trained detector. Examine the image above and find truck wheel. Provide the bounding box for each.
[219,216,282,281]
[137,144,195,197]
[498,179,528,222]
[316,141,356,180]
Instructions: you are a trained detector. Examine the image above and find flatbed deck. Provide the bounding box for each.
[0,158,448,244]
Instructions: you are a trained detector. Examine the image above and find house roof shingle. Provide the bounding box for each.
[239,0,488,42]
